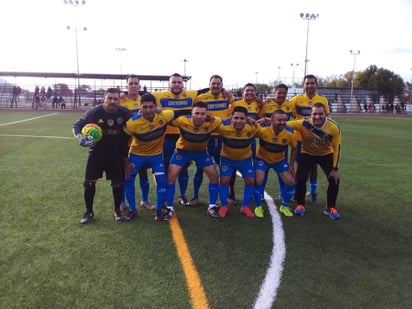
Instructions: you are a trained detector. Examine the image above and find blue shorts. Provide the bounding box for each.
[255,157,289,174]
[220,156,255,178]
[170,149,215,169]
[129,153,165,177]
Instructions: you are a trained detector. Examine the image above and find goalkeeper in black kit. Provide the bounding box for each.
[72,88,132,224]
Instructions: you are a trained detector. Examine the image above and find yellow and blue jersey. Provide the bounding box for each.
[262,100,296,120]
[153,90,197,135]
[215,119,258,161]
[124,110,174,156]
[171,115,222,151]
[228,99,264,120]
[120,96,141,115]
[255,125,297,164]
[287,117,341,168]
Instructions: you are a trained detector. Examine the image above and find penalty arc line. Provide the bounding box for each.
[0,113,59,127]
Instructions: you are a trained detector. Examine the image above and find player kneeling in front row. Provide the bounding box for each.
[73,87,132,224]
[254,110,297,217]
[287,103,342,219]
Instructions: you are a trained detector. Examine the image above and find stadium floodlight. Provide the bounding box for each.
[300,13,319,77]
[64,0,86,108]
[349,50,361,100]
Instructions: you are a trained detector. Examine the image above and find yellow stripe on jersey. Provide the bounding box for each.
[262,100,296,120]
[153,90,197,135]
[256,125,297,164]
[215,120,258,161]
[287,117,341,167]
[171,116,222,151]
[120,96,141,115]
[125,110,174,156]
[228,99,264,120]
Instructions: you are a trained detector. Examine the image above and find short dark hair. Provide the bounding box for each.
[233,106,248,116]
[209,74,223,83]
[193,102,207,109]
[304,74,318,85]
[275,83,288,92]
[312,102,326,110]
[105,87,120,95]
[243,83,256,91]
[170,73,183,79]
[126,74,139,83]
[140,93,156,105]
[272,109,286,116]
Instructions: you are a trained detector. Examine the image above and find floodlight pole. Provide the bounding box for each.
[300,13,319,77]
[65,0,86,108]
[349,50,360,100]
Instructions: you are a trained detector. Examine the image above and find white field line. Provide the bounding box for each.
[0,113,58,127]
[0,134,72,140]
[234,171,285,309]
[253,191,286,309]
[0,113,73,140]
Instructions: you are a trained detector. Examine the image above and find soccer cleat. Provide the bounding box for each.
[207,206,221,218]
[324,207,341,220]
[80,211,94,224]
[294,205,306,216]
[240,206,255,218]
[126,211,138,220]
[279,206,293,217]
[218,206,229,218]
[154,210,165,221]
[189,197,199,207]
[114,209,130,222]
[254,206,264,218]
[178,196,190,207]
[140,200,155,210]
[163,208,175,220]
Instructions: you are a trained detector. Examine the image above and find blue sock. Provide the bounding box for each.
[278,175,285,198]
[193,167,203,198]
[208,182,219,206]
[166,183,176,208]
[281,184,295,207]
[139,174,149,202]
[178,170,189,197]
[155,174,166,211]
[219,184,229,207]
[254,184,263,207]
[242,184,255,207]
[310,180,317,195]
[124,176,137,212]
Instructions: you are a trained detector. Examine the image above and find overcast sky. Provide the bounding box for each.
[1,0,411,89]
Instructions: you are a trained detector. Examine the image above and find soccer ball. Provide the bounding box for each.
[81,123,103,142]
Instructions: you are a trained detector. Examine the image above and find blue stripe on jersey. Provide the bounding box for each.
[206,100,230,111]
[260,140,288,153]
[284,125,294,133]
[134,126,167,142]
[222,137,253,149]
[160,98,193,109]
[296,106,312,117]
[180,130,210,143]
[131,112,143,121]
[303,119,329,139]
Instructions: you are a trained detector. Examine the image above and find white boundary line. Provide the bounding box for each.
[0,134,72,140]
[253,191,286,309]
[234,171,286,308]
[0,113,58,127]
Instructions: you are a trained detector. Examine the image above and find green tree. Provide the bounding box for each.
[358,65,405,102]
